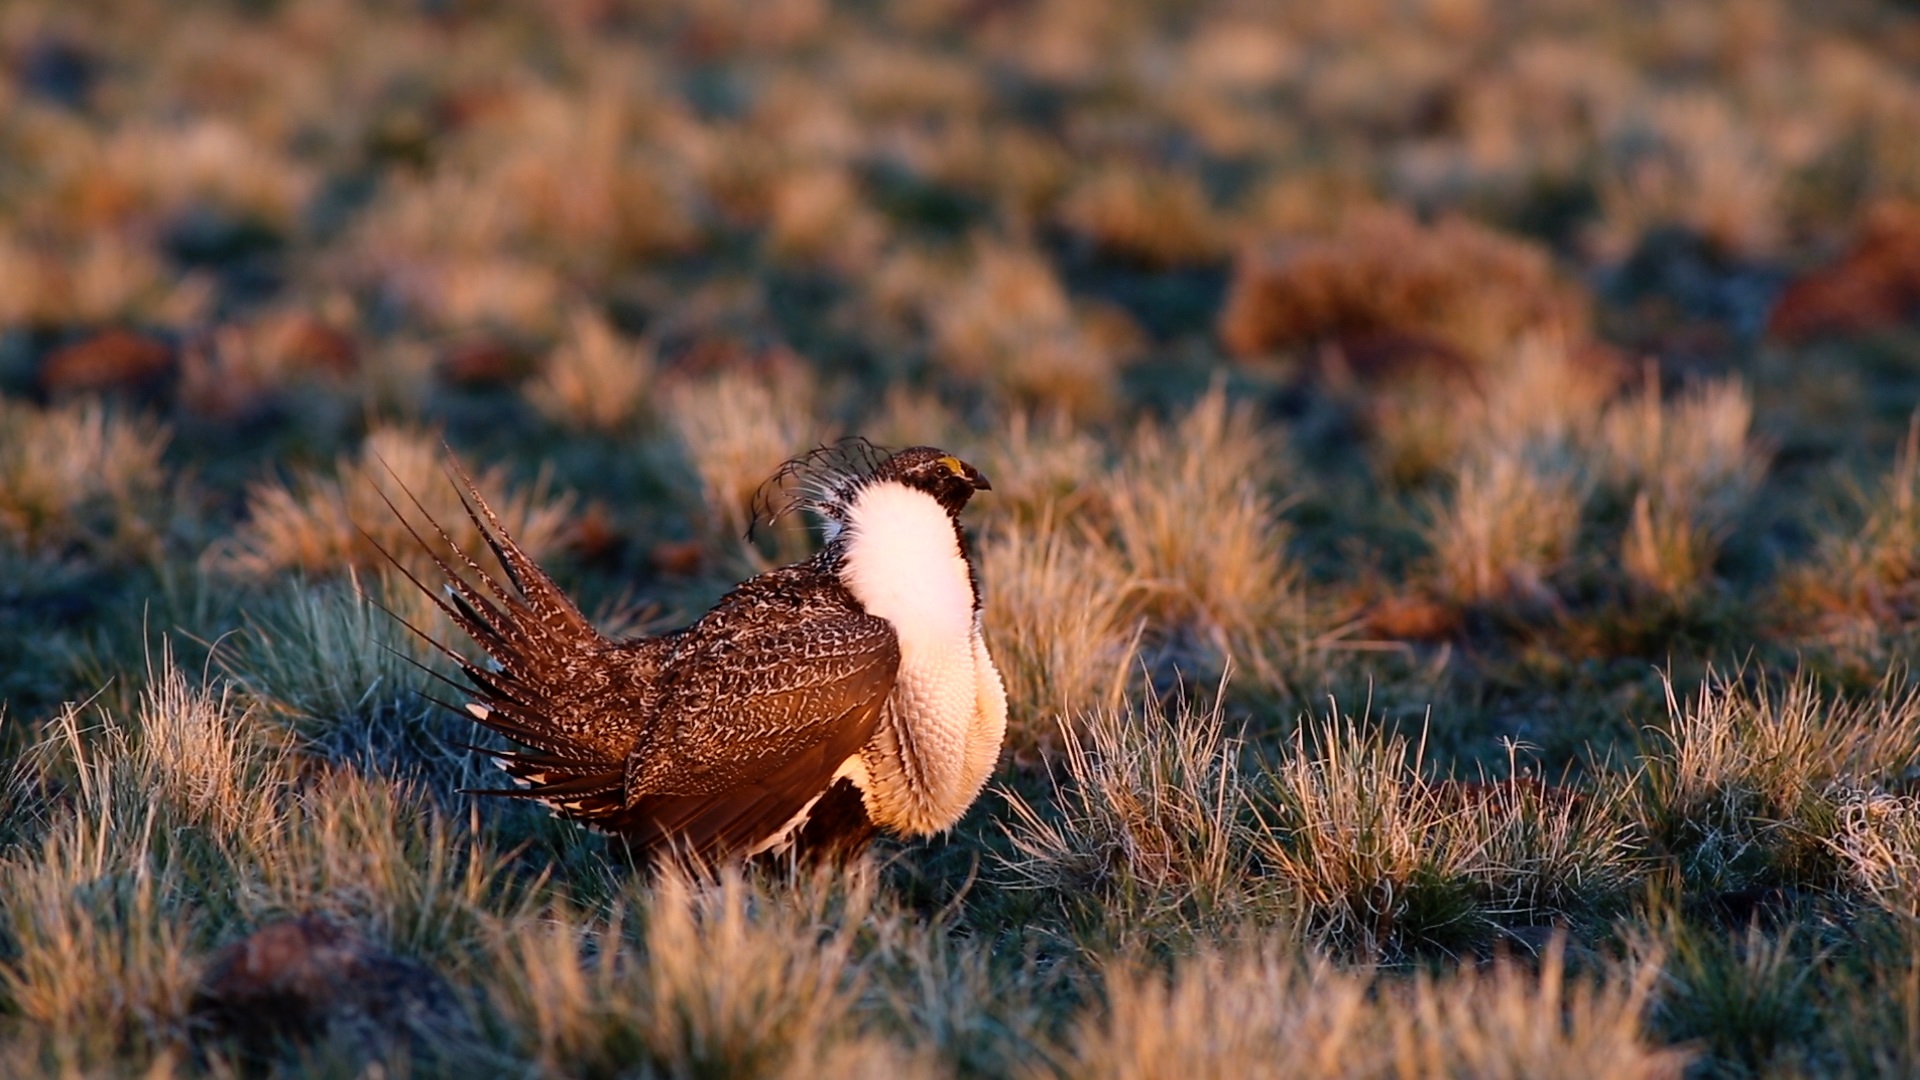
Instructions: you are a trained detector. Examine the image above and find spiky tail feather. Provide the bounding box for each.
[363,455,650,826]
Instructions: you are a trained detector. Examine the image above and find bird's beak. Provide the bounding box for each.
[970,468,992,491]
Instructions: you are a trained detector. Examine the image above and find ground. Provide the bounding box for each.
[5,0,1920,1076]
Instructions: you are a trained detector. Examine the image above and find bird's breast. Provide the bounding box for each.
[835,481,1003,834]
[837,481,975,654]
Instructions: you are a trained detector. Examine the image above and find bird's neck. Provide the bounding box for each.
[835,481,975,653]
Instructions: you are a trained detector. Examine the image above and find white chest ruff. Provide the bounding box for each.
[837,483,1008,835]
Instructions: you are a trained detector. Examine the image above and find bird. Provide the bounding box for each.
[377,441,1007,864]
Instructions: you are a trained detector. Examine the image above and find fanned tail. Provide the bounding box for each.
[365,455,660,826]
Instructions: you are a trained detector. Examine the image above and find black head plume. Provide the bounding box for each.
[748,437,892,540]
[747,439,992,538]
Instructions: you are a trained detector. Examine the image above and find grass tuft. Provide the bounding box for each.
[1109,386,1306,685]
[219,427,573,579]
[527,308,656,436]
[978,515,1141,755]
[1062,937,1685,1080]
[1426,445,1584,607]
[931,241,1119,419]
[666,363,822,550]
[1598,371,1765,599]
[488,863,880,1078]
[1636,670,1920,896]
[0,398,170,560]
[1002,687,1260,944]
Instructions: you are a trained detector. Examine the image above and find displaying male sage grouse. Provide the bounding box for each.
[382,442,1007,864]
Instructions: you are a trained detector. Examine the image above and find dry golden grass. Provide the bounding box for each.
[1784,418,1920,652]
[488,864,885,1079]
[0,228,184,328]
[766,164,885,269]
[971,409,1109,523]
[1066,938,1686,1080]
[1057,167,1227,268]
[0,397,170,559]
[135,654,271,834]
[1597,372,1764,598]
[977,516,1142,755]
[1004,686,1637,955]
[1426,446,1583,606]
[1253,714,1636,956]
[0,681,255,1072]
[930,241,1118,418]
[1594,93,1784,260]
[218,426,574,579]
[666,363,823,547]
[1108,386,1304,679]
[1335,325,1623,485]
[1002,688,1261,939]
[1825,785,1920,918]
[526,308,656,435]
[0,811,198,1072]
[1479,334,1624,453]
[1639,670,1920,893]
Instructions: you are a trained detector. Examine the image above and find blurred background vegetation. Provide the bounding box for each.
[7,0,1920,1075]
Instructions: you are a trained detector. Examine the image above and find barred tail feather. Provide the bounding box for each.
[365,454,661,827]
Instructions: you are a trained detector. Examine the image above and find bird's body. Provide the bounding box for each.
[387,444,1005,863]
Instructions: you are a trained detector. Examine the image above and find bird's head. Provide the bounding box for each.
[752,439,992,539]
[870,446,993,515]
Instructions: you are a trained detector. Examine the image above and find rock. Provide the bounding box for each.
[192,914,469,1066]
[439,336,533,386]
[1767,200,1920,344]
[566,501,626,564]
[265,312,360,378]
[1365,594,1462,642]
[39,328,175,396]
[650,538,706,577]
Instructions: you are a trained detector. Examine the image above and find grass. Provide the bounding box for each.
[0,398,171,560]
[216,426,575,580]
[1066,937,1687,1080]
[7,0,1920,1074]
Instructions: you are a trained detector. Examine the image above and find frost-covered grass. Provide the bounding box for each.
[7,0,1920,1074]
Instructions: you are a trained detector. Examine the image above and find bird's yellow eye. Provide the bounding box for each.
[938,455,965,476]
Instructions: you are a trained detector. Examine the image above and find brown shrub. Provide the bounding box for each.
[1218,208,1587,365]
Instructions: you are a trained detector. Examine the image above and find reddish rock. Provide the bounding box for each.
[566,502,625,563]
[438,337,532,386]
[267,313,359,377]
[192,914,467,1064]
[649,539,706,577]
[39,328,174,395]
[1365,594,1462,641]
[1768,200,1920,344]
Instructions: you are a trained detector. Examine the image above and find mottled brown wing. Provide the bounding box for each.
[602,592,899,859]
[602,710,883,861]
[638,601,899,794]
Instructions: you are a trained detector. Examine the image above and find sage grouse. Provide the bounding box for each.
[387,443,1007,863]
